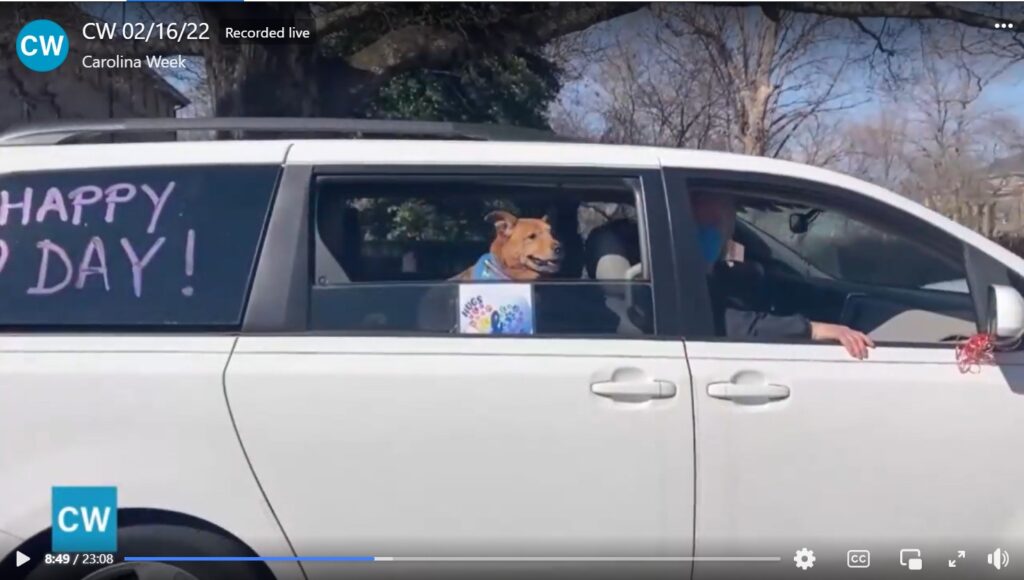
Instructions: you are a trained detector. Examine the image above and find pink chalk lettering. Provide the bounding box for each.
[0,239,8,275]
[185,229,195,276]
[182,228,195,297]
[0,188,34,226]
[27,239,73,295]
[140,182,175,234]
[69,185,104,225]
[120,237,165,298]
[35,187,69,224]
[103,183,137,223]
[76,236,110,291]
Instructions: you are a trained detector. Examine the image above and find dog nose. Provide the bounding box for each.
[553,243,563,257]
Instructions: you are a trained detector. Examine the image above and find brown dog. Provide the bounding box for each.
[456,210,563,281]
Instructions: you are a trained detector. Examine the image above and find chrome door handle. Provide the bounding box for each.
[591,379,677,399]
[706,381,790,401]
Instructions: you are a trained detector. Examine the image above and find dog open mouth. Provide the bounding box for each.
[526,255,562,273]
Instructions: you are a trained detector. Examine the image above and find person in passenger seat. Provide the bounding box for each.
[692,193,875,359]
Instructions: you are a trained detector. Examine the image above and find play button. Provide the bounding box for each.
[15,551,29,568]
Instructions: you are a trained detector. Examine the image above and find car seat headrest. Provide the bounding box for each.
[585,219,640,281]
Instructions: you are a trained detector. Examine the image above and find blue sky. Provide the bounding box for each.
[554,8,1024,138]
[982,72,1024,114]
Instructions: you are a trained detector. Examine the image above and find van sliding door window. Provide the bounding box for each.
[0,166,278,329]
[311,175,655,337]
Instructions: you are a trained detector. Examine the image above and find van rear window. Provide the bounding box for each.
[0,165,278,329]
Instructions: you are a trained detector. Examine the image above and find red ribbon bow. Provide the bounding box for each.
[955,333,995,374]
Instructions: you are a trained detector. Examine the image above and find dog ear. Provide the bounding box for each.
[485,210,518,237]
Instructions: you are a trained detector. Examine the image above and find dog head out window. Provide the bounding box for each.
[310,175,654,336]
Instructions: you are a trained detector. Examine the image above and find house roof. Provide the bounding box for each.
[989,152,1024,176]
[140,69,190,109]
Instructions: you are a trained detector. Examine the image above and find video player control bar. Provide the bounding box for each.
[123,556,780,563]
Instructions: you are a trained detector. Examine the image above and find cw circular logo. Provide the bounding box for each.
[16,20,69,72]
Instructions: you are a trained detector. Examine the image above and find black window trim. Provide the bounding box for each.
[244,163,312,333]
[244,164,684,339]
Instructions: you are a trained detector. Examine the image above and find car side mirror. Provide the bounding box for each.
[788,213,809,234]
[986,284,1024,348]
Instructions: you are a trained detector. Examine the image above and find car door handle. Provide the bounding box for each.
[591,379,677,399]
[706,381,790,401]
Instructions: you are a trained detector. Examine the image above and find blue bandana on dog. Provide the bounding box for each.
[470,253,510,280]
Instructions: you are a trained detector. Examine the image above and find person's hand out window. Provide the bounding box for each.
[810,322,876,359]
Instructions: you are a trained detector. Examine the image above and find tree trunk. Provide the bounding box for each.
[205,42,324,117]
[981,201,996,238]
[740,14,779,156]
[740,83,774,155]
[200,3,339,117]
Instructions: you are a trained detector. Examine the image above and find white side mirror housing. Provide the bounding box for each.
[986,284,1024,348]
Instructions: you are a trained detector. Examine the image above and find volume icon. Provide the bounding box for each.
[987,548,1009,571]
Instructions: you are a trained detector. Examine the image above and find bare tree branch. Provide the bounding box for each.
[850,17,896,56]
[315,3,377,37]
[346,3,643,77]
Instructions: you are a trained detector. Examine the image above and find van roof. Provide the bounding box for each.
[0,117,571,146]
[0,126,850,194]
[0,116,829,180]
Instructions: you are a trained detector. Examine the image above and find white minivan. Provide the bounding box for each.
[1,119,1022,580]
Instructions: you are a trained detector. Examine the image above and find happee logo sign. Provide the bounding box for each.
[16,20,69,72]
[51,486,118,553]
[458,283,534,335]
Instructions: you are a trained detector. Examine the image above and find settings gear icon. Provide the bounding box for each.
[794,548,816,570]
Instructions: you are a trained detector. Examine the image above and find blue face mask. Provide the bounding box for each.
[697,226,722,266]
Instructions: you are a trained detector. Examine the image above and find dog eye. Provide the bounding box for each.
[528,233,537,240]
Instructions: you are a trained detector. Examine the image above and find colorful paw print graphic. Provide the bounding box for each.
[461,294,532,334]
[493,303,528,333]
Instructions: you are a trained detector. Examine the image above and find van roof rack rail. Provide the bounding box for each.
[0,117,571,146]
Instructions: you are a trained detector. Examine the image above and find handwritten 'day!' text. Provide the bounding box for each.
[0,181,196,298]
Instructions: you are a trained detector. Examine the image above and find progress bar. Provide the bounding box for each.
[124,556,781,563]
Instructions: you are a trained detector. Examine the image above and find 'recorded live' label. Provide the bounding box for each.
[218,19,316,45]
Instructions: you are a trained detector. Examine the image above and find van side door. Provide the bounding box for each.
[226,162,696,579]
[665,167,1024,577]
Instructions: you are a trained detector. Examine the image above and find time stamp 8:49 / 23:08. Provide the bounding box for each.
[44,553,115,566]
